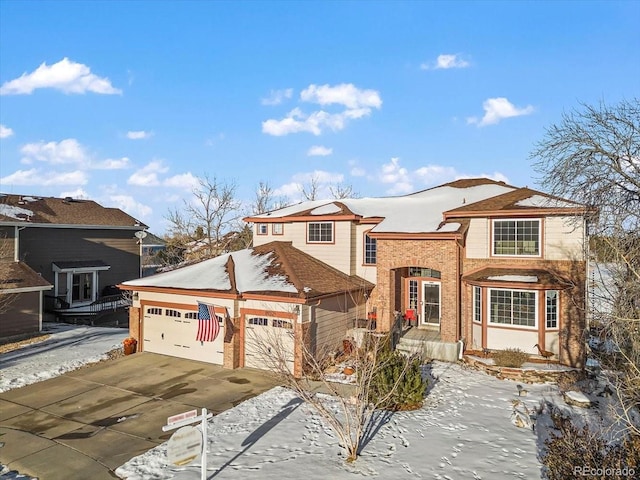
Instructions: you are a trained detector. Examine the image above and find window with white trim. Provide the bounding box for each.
[273,319,293,329]
[493,219,541,256]
[308,222,333,243]
[272,223,283,235]
[546,290,558,328]
[364,233,376,264]
[489,289,537,327]
[257,223,268,235]
[473,286,482,323]
[248,317,268,326]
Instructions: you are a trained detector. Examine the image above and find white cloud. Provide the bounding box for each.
[163,172,200,189]
[421,53,470,70]
[467,97,534,126]
[0,168,88,186]
[127,160,168,187]
[59,188,90,199]
[261,88,293,106]
[94,157,131,170]
[350,166,366,177]
[377,158,510,195]
[126,130,153,140]
[20,139,89,165]
[300,84,382,109]
[0,58,122,95]
[0,124,14,138]
[108,194,153,218]
[263,83,382,137]
[307,145,333,156]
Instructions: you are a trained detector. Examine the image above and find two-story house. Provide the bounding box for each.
[0,194,147,332]
[121,178,589,373]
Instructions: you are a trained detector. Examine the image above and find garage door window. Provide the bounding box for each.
[273,319,293,329]
[166,309,181,317]
[185,312,198,319]
[249,317,268,326]
[147,307,162,315]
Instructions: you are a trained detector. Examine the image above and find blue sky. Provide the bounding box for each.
[1,1,638,235]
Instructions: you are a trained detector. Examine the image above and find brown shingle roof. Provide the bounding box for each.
[0,194,146,228]
[445,187,583,216]
[0,261,52,291]
[463,267,571,288]
[247,241,374,299]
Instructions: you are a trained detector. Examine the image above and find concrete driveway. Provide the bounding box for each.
[0,353,278,480]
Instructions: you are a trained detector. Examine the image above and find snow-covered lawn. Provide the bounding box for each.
[117,362,564,480]
[2,324,584,480]
[0,323,128,393]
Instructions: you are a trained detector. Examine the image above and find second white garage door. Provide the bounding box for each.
[143,306,224,364]
[245,316,294,372]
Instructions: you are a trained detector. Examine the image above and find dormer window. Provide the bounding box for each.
[308,222,333,243]
[492,219,541,256]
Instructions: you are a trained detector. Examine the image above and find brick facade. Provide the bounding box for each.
[128,306,141,347]
[375,238,461,343]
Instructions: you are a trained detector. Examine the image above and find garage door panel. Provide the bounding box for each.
[143,307,224,364]
[245,317,294,372]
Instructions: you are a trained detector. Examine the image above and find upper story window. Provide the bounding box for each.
[272,223,284,235]
[493,219,540,256]
[257,223,268,235]
[308,222,333,243]
[364,233,376,265]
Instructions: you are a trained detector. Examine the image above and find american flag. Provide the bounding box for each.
[196,302,221,342]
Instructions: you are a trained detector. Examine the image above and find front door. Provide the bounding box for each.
[422,281,440,326]
[72,272,93,304]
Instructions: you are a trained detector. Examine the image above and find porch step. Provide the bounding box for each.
[396,337,461,362]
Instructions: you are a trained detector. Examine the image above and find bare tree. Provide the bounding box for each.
[165,175,241,261]
[247,306,425,462]
[531,98,640,435]
[330,183,359,199]
[300,173,321,201]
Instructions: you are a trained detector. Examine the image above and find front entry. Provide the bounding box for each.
[422,281,441,327]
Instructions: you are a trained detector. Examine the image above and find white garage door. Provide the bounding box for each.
[143,306,224,364]
[245,316,294,372]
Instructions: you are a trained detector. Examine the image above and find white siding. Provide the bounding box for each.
[472,323,483,350]
[486,327,538,353]
[466,218,489,259]
[544,216,585,260]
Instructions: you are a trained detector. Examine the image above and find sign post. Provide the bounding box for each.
[163,408,213,480]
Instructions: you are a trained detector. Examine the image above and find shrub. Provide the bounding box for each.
[369,350,427,411]
[492,348,529,368]
[542,410,640,480]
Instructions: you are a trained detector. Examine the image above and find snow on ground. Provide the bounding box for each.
[0,323,128,393]
[117,362,565,480]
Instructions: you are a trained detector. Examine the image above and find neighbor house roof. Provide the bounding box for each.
[0,194,146,229]
[121,241,373,301]
[0,261,53,293]
[246,178,517,234]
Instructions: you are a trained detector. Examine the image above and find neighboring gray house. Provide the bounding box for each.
[0,194,146,329]
[141,232,167,277]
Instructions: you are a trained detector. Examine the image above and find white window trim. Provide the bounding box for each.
[545,290,558,329]
[473,286,482,324]
[307,221,333,243]
[487,288,538,329]
[364,232,376,265]
[491,218,542,257]
[272,223,284,235]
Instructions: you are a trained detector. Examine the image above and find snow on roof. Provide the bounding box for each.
[0,204,34,220]
[310,203,342,215]
[122,248,297,293]
[251,183,515,234]
[487,275,539,282]
[515,195,577,208]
